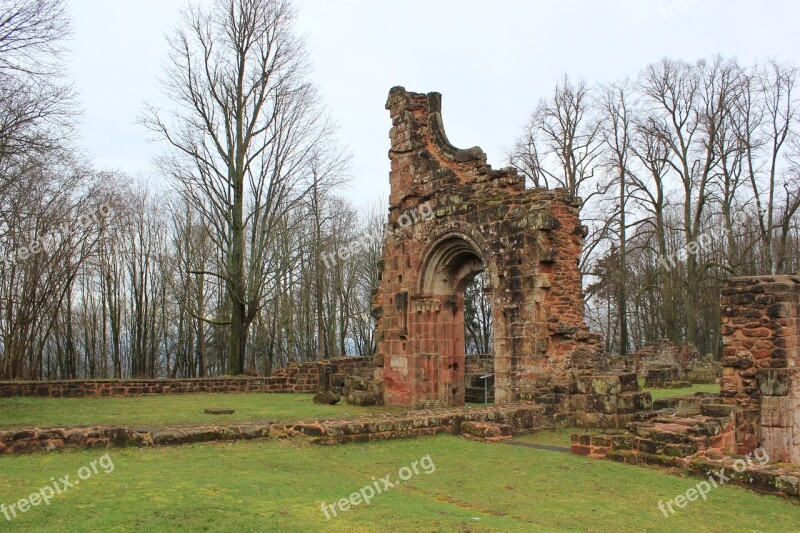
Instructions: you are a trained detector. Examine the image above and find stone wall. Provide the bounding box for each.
[0,377,288,398]
[610,339,699,382]
[0,402,564,455]
[464,354,494,403]
[375,87,600,408]
[1,392,655,455]
[0,356,377,399]
[720,275,800,462]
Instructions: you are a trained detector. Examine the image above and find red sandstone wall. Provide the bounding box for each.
[375,88,594,408]
[720,275,800,461]
[0,356,375,399]
[624,339,699,377]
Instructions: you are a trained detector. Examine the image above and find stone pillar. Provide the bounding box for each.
[720,275,800,460]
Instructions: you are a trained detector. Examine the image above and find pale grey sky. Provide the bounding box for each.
[70,0,800,206]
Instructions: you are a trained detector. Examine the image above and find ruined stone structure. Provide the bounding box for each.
[464,353,494,403]
[721,275,800,463]
[609,338,699,385]
[373,87,601,408]
[0,357,374,399]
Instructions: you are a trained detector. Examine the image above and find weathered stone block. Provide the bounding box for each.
[758,368,795,397]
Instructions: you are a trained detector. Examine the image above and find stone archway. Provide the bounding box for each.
[411,233,492,408]
[373,87,599,409]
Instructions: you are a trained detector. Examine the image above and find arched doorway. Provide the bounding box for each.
[414,235,493,407]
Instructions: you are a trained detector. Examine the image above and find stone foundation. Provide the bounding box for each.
[0,402,568,455]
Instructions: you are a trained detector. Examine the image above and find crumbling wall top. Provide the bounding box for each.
[385,87,525,204]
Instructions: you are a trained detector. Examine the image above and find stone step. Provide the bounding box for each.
[653,394,722,411]
[699,403,735,418]
[460,421,512,443]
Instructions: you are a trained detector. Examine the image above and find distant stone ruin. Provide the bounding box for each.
[609,338,707,388]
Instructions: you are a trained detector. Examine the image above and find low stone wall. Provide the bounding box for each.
[0,356,377,399]
[610,339,699,382]
[569,392,800,499]
[533,373,654,430]
[687,360,722,384]
[572,430,799,500]
[464,354,494,403]
[322,357,384,405]
[0,377,290,398]
[645,365,691,388]
[0,423,271,454]
[0,402,565,455]
[0,372,656,455]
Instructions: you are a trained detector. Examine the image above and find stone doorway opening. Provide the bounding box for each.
[464,272,494,403]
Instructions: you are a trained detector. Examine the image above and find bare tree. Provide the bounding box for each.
[143,0,338,374]
[510,75,602,197]
[0,0,73,172]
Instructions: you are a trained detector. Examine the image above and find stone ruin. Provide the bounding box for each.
[609,338,712,388]
[721,275,800,463]
[368,88,799,469]
[571,274,800,492]
[6,88,795,476]
[371,87,609,409]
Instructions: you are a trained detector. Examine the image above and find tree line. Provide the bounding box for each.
[1,0,796,380]
[0,0,380,379]
[510,58,799,357]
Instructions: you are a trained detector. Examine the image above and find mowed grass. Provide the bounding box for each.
[0,393,407,429]
[515,428,607,448]
[0,435,798,532]
[645,383,720,401]
[0,384,722,430]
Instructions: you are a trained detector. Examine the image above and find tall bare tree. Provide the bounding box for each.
[144,0,338,374]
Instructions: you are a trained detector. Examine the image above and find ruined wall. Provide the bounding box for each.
[374,88,601,408]
[720,275,800,462]
[617,339,699,378]
[0,357,375,399]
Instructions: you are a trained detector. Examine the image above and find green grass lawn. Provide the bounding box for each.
[0,393,407,429]
[0,435,797,532]
[515,428,608,448]
[645,383,720,401]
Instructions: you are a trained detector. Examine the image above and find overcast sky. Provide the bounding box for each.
[70,0,800,207]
